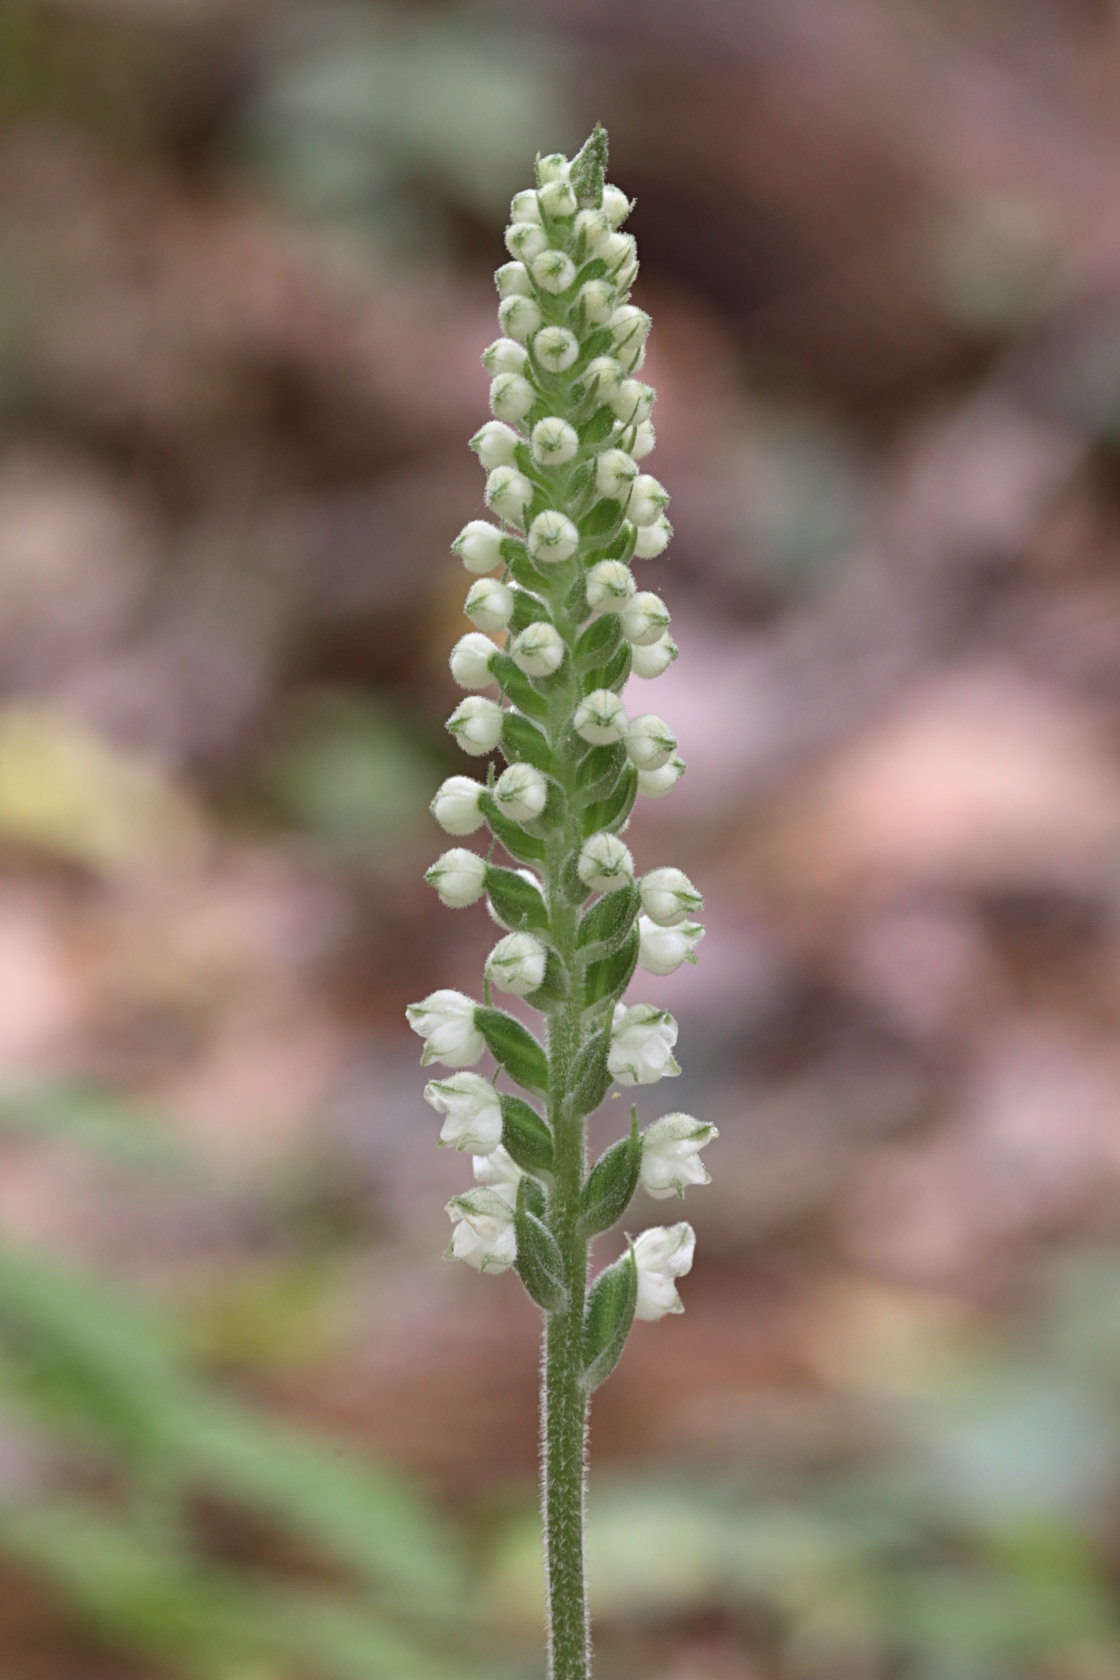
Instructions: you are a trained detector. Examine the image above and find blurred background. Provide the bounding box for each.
[3,1,1120,1676]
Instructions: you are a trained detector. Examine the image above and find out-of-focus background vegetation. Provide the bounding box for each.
[4,1,1120,1676]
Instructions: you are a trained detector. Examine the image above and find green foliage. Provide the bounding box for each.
[486,865,550,935]
[580,1250,637,1393]
[579,1112,640,1237]
[475,1006,549,1092]
[500,1093,554,1174]
[514,1182,568,1316]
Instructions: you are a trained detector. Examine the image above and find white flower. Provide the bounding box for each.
[601,184,631,227]
[577,831,634,894]
[632,1222,695,1319]
[430,774,485,835]
[533,325,579,373]
[578,279,616,324]
[506,220,549,262]
[639,866,703,927]
[537,152,569,183]
[472,1143,523,1204]
[596,448,639,500]
[539,177,577,219]
[634,515,672,559]
[425,847,487,908]
[637,915,704,975]
[630,420,656,460]
[446,695,505,756]
[511,620,565,677]
[528,510,579,565]
[637,755,686,799]
[449,631,497,689]
[445,1188,517,1273]
[608,1003,681,1087]
[586,559,635,611]
[490,373,536,422]
[573,689,626,744]
[407,989,485,1068]
[531,417,579,466]
[464,577,515,632]
[574,207,611,251]
[480,340,528,377]
[486,931,548,996]
[640,1116,717,1200]
[509,188,542,224]
[611,379,655,425]
[627,474,670,528]
[531,249,577,294]
[495,261,532,298]
[620,591,671,646]
[622,712,677,771]
[630,633,678,679]
[452,518,504,574]
[423,1071,503,1152]
[494,762,548,822]
[470,417,520,467]
[497,293,543,344]
[485,465,533,525]
[583,356,623,401]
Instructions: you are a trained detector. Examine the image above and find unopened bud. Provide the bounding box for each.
[493,762,549,822]
[534,325,579,372]
[464,576,515,632]
[480,340,528,377]
[637,915,704,975]
[498,293,543,344]
[574,207,611,251]
[511,619,565,677]
[601,184,631,227]
[578,279,617,325]
[490,373,536,423]
[627,474,670,528]
[446,695,504,756]
[536,152,569,184]
[531,249,577,295]
[630,419,656,460]
[509,189,542,224]
[596,448,639,500]
[495,261,532,298]
[583,356,624,402]
[623,712,677,771]
[531,416,579,466]
[528,509,580,564]
[486,930,548,996]
[634,515,672,559]
[449,631,498,688]
[426,847,488,908]
[452,518,504,574]
[470,417,520,467]
[620,590,671,646]
[573,689,626,744]
[430,774,485,835]
[506,221,549,262]
[485,465,533,525]
[639,866,703,927]
[637,755,685,798]
[539,177,577,219]
[578,831,634,894]
[611,379,655,426]
[424,1071,503,1152]
[586,559,636,611]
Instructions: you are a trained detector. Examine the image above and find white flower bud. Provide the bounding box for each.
[445,1187,517,1273]
[528,510,579,565]
[497,293,543,344]
[511,620,565,677]
[573,689,626,744]
[602,230,637,275]
[574,207,611,251]
[602,184,631,227]
[446,695,505,756]
[633,515,672,559]
[630,419,656,460]
[586,559,636,611]
[406,989,485,1068]
[612,327,648,372]
[424,1071,503,1152]
[449,631,498,689]
[622,712,677,771]
[637,914,704,975]
[510,189,542,224]
[464,576,515,633]
[480,340,528,376]
[493,761,548,821]
[631,632,678,679]
[472,1143,523,1204]
[583,356,624,401]
[640,1116,717,1200]
[452,518,504,574]
[637,755,686,799]
[537,152,569,183]
[578,279,617,325]
[608,1002,681,1087]
[596,448,639,500]
[485,465,533,525]
[530,249,577,295]
[577,831,634,894]
[490,373,536,422]
[506,221,549,262]
[495,261,532,298]
[539,177,577,219]
[533,325,579,372]
[639,866,703,927]
[470,417,520,467]
[611,379,655,425]
[610,303,651,347]
[430,774,485,835]
[620,590,671,646]
[425,847,488,908]
[627,474,670,528]
[632,1222,695,1319]
[486,930,548,996]
[531,416,579,466]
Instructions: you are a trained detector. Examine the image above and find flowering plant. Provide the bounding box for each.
[407,126,714,1680]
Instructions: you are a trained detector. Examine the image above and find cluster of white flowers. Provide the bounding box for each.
[406,136,714,1326]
